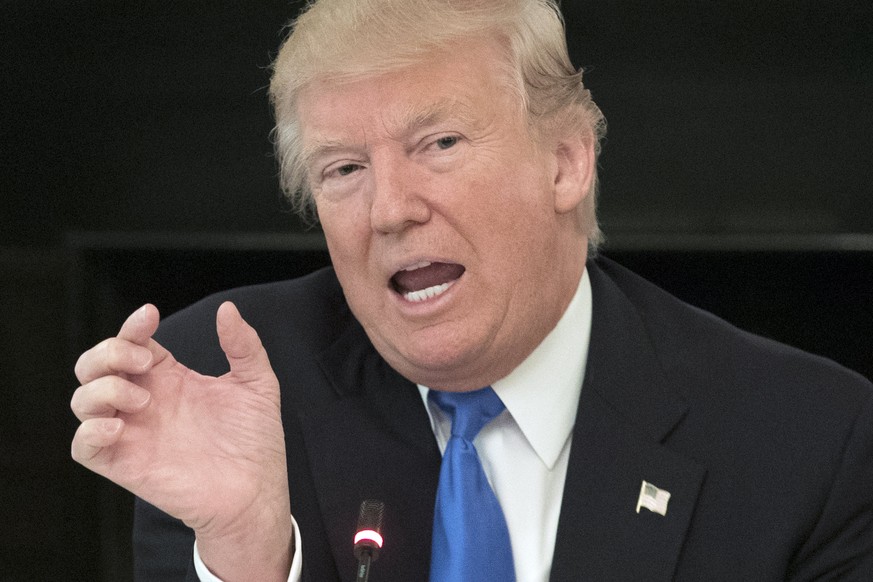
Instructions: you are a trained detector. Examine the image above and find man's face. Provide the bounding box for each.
[297,39,590,390]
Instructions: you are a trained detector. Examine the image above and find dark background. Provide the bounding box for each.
[2,1,872,580]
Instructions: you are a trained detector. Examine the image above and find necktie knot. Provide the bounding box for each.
[429,386,505,442]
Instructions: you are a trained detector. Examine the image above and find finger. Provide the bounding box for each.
[216,302,276,389]
[122,304,175,366]
[75,337,156,384]
[74,304,165,384]
[71,377,152,422]
[117,304,161,345]
[71,417,124,465]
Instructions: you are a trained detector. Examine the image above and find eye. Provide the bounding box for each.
[335,163,362,176]
[435,136,459,150]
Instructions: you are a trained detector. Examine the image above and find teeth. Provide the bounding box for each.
[404,281,453,302]
[403,261,432,272]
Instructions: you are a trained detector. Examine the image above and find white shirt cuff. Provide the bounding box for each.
[192,514,303,582]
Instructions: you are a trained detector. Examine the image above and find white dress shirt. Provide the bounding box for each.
[195,269,592,581]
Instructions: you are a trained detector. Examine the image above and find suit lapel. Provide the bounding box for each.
[301,321,440,581]
[551,261,706,581]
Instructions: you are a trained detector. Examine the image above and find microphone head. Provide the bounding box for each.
[353,499,385,561]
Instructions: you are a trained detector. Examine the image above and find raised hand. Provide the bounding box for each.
[71,302,292,581]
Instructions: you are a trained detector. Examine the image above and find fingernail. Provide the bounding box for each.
[133,389,151,408]
[133,349,152,370]
[102,418,123,434]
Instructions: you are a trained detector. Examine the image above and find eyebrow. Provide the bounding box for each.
[390,97,478,136]
[299,139,355,174]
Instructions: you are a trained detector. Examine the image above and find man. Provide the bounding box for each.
[71,0,873,580]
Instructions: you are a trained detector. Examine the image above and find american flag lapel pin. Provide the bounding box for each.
[636,480,671,516]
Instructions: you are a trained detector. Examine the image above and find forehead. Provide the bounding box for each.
[295,39,518,142]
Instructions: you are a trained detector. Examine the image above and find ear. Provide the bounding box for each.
[551,132,596,215]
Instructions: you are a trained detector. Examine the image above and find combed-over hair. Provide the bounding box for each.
[269,0,607,247]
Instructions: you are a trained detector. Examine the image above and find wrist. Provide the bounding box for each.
[196,507,294,582]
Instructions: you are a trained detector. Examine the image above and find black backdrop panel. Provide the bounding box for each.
[3,1,872,246]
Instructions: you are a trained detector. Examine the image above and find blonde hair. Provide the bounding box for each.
[269,0,607,246]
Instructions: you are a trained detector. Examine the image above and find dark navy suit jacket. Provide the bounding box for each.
[133,257,873,581]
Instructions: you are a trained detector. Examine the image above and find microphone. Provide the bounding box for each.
[353,499,385,582]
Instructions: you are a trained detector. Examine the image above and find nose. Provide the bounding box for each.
[368,153,431,234]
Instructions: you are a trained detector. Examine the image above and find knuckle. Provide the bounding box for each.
[69,387,85,414]
[73,347,96,382]
[70,439,84,462]
[75,338,117,382]
[70,377,123,420]
[70,427,90,462]
[103,338,124,370]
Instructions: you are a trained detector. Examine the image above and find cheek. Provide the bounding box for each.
[318,197,369,247]
[319,211,372,296]
[467,169,552,236]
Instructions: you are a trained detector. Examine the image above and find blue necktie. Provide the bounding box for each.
[429,387,516,581]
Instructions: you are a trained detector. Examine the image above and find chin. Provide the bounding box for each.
[385,336,493,390]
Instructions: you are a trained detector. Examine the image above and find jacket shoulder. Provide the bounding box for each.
[593,255,872,400]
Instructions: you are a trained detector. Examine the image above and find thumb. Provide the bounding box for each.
[216,301,277,392]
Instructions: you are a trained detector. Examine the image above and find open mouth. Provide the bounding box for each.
[390,261,465,303]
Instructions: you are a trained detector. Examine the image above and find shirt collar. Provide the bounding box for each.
[420,268,592,470]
